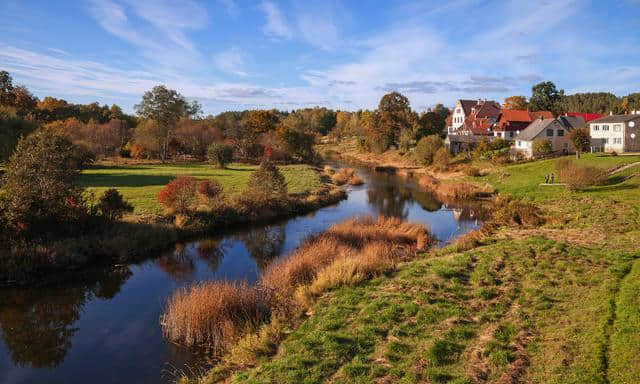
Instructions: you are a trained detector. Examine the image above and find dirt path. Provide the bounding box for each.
[608,161,640,175]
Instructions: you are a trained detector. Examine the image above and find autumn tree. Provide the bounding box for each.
[134,85,201,160]
[277,113,316,162]
[0,106,36,162]
[530,81,564,116]
[569,127,591,159]
[503,96,528,110]
[0,129,88,236]
[417,111,446,139]
[377,92,415,148]
[0,71,15,106]
[246,110,278,136]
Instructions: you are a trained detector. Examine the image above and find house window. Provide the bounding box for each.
[603,138,609,144]
[614,124,622,132]
[546,129,554,137]
[509,131,514,137]
[593,125,599,131]
[517,140,522,147]
[603,125,610,131]
[557,129,564,136]
[614,138,622,144]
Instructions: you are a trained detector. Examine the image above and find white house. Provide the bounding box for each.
[590,115,640,153]
[513,116,584,158]
[447,99,499,134]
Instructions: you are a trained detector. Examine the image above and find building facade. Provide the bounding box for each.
[513,116,584,159]
[589,115,640,153]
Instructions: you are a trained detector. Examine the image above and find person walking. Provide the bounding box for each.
[551,173,555,184]
[545,174,549,184]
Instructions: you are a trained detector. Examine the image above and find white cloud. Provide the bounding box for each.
[260,1,292,39]
[294,0,342,50]
[87,0,206,69]
[213,47,248,77]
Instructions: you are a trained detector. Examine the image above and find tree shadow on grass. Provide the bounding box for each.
[78,174,175,188]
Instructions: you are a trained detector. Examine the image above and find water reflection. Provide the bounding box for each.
[155,245,196,281]
[0,166,487,384]
[0,267,131,368]
[238,225,286,272]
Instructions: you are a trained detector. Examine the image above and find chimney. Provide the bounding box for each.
[477,99,482,105]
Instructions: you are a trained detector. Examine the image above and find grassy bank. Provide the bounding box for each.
[190,153,640,383]
[1,163,345,285]
[80,163,322,216]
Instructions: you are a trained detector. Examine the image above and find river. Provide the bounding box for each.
[0,166,486,384]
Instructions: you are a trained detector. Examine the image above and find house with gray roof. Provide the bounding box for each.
[589,114,640,153]
[513,115,585,159]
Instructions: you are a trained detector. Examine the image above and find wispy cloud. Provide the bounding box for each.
[213,47,248,77]
[260,1,292,39]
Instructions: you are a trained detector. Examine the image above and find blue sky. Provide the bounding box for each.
[1,0,639,115]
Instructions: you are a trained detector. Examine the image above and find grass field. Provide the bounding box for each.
[202,154,640,384]
[79,163,323,215]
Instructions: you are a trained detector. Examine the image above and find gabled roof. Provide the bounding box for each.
[566,112,602,122]
[531,111,554,120]
[558,115,585,129]
[494,109,554,131]
[515,118,556,141]
[457,99,500,115]
[515,116,582,142]
[589,114,640,124]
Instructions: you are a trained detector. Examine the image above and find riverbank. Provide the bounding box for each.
[0,163,347,285]
[190,150,640,383]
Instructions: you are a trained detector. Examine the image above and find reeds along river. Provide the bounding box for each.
[0,166,488,384]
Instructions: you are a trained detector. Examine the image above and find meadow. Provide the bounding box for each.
[79,163,323,215]
[195,154,640,384]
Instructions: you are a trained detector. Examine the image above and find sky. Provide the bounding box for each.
[1,0,639,115]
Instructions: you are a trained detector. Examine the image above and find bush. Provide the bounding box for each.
[157,176,197,215]
[96,189,133,221]
[414,135,443,165]
[432,147,451,171]
[197,179,224,208]
[130,143,145,159]
[246,160,287,199]
[464,166,481,177]
[555,158,605,190]
[0,129,88,236]
[207,143,234,168]
[532,138,553,158]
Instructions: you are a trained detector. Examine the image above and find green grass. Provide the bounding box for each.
[79,163,322,215]
[197,153,640,384]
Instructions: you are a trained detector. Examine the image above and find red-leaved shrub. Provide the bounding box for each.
[158,176,197,215]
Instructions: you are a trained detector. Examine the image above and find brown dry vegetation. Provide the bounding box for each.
[162,216,429,360]
[330,168,355,185]
[161,281,269,352]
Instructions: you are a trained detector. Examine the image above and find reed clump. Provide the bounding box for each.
[160,281,269,351]
[161,216,430,358]
[331,168,355,185]
[261,216,429,313]
[348,174,364,186]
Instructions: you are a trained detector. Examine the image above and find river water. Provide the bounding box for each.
[0,167,486,384]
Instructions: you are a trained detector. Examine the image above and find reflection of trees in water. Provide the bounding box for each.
[239,225,286,272]
[0,267,131,368]
[197,239,225,273]
[366,173,411,219]
[155,244,195,281]
[366,173,443,218]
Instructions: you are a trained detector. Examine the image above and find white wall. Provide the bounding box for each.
[590,122,624,152]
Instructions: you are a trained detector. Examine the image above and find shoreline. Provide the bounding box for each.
[0,167,347,287]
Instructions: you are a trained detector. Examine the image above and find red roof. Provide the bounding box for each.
[494,109,553,131]
[566,112,603,123]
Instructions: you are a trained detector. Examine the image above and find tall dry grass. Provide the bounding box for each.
[161,216,430,357]
[261,216,429,313]
[331,168,355,185]
[161,281,269,351]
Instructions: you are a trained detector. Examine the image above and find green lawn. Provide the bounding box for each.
[79,163,322,215]
[205,154,640,384]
